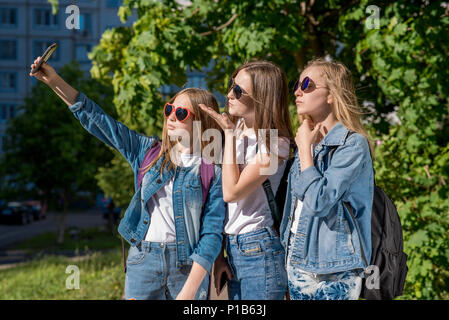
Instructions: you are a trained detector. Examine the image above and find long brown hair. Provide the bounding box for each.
[301,58,373,155]
[140,88,222,176]
[225,60,294,157]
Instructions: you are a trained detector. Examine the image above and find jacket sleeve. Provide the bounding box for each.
[291,136,370,218]
[69,91,156,167]
[189,166,226,273]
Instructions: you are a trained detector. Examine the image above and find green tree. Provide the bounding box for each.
[0,61,116,243]
[47,0,449,298]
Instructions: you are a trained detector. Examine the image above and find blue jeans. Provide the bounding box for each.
[124,241,209,300]
[286,236,362,300]
[225,226,288,300]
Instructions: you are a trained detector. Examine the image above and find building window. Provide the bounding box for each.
[75,44,92,62]
[186,74,206,89]
[0,104,16,121]
[106,0,122,8]
[9,104,15,118]
[34,9,58,27]
[0,40,17,60]
[0,8,17,27]
[34,41,59,61]
[78,13,92,35]
[0,134,4,152]
[0,72,16,91]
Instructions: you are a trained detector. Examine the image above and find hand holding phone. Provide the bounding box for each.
[30,43,58,74]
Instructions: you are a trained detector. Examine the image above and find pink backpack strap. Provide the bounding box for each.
[137,141,161,190]
[200,159,215,208]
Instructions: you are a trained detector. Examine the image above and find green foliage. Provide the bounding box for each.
[95,151,135,210]
[44,0,449,299]
[344,1,449,299]
[0,61,116,206]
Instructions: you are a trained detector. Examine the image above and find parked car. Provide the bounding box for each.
[24,200,45,221]
[0,202,32,225]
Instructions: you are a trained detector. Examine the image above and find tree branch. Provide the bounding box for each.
[199,14,239,36]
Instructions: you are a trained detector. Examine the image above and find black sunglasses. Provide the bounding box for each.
[228,77,248,100]
[292,76,327,94]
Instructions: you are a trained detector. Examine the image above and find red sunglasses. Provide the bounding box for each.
[164,103,195,122]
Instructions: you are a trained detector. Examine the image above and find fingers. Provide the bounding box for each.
[199,103,221,121]
[29,57,42,76]
[312,122,322,133]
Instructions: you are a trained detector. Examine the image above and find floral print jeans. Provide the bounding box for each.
[286,238,363,300]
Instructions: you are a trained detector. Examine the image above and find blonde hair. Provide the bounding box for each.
[302,58,373,155]
[140,88,222,176]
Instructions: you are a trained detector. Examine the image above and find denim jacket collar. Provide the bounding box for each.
[318,122,350,147]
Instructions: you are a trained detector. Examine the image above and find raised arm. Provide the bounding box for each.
[29,57,156,168]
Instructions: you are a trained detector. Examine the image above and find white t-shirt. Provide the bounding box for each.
[143,152,201,243]
[290,144,314,233]
[224,122,290,235]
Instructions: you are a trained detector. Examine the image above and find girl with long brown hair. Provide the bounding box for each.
[201,60,294,300]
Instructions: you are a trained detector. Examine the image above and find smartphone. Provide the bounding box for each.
[30,43,58,74]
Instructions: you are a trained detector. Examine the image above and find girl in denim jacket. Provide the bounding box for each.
[201,60,294,300]
[30,57,226,300]
[279,58,374,300]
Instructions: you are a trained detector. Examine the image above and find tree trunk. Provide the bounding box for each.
[57,190,68,245]
[107,200,115,234]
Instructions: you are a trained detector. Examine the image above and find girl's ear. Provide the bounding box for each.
[327,93,334,105]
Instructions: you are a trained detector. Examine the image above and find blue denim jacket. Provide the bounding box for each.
[280,122,374,274]
[69,92,226,273]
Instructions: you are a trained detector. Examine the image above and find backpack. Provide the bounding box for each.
[329,135,408,300]
[121,140,215,273]
[259,144,297,233]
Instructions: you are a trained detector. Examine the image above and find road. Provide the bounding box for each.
[0,209,105,250]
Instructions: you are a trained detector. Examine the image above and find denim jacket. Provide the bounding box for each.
[279,122,374,274]
[69,92,226,273]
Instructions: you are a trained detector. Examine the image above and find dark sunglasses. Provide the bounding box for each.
[164,103,194,122]
[292,76,326,94]
[228,77,249,100]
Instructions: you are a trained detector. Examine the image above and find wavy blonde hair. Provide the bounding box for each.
[140,88,222,176]
[302,58,373,155]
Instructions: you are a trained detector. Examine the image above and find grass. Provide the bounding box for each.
[0,250,125,299]
[1,226,127,299]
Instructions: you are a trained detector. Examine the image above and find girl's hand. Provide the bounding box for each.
[213,254,232,296]
[295,119,322,151]
[29,56,57,85]
[199,104,235,131]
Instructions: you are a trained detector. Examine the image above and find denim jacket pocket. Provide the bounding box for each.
[185,177,201,208]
